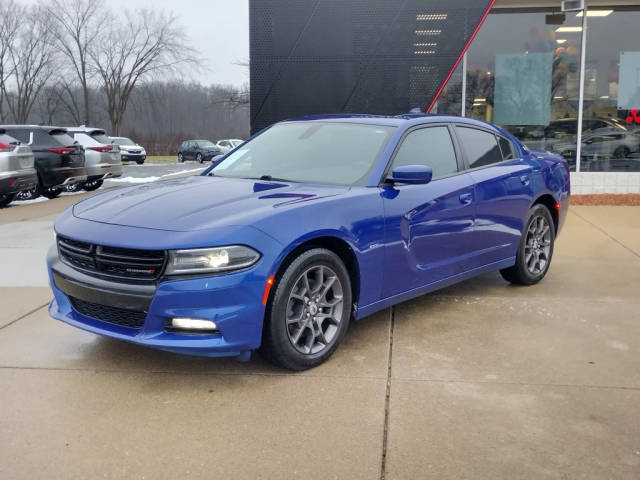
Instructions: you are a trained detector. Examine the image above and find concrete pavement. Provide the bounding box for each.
[0,199,639,479]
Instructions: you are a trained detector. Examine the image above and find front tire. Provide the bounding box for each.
[136,159,145,165]
[261,248,352,371]
[178,153,184,163]
[500,204,555,285]
[196,153,203,164]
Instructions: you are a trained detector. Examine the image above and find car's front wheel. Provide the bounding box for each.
[178,153,184,163]
[500,204,555,285]
[261,248,352,370]
[196,153,203,163]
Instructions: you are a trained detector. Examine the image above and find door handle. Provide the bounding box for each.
[459,193,473,205]
[520,175,530,186]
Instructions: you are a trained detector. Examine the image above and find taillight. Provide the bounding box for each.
[48,147,76,155]
[0,142,14,152]
[89,145,115,152]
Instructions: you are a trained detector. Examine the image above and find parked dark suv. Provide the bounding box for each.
[177,140,223,163]
[2,126,87,199]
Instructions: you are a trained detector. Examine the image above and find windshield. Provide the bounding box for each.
[196,140,216,148]
[113,137,135,146]
[211,122,395,186]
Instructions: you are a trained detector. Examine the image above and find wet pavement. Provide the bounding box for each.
[0,201,639,479]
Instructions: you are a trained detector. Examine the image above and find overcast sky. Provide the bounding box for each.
[105,0,249,87]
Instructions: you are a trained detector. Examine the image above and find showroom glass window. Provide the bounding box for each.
[465,9,583,171]
[578,7,640,172]
[430,7,583,171]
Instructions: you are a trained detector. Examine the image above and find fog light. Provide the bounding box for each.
[170,318,218,332]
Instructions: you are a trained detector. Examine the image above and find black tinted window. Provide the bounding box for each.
[51,132,76,146]
[5,130,29,143]
[498,136,516,160]
[458,127,503,168]
[391,126,458,179]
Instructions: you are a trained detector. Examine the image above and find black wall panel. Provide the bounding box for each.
[250,0,493,133]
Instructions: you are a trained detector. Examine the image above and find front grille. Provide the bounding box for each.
[57,236,166,281]
[69,297,146,329]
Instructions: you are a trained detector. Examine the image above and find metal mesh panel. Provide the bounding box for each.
[250,0,493,133]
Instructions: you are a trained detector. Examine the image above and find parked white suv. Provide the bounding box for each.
[67,126,123,191]
[111,136,147,164]
[0,129,38,207]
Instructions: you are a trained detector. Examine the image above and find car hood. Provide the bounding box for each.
[72,175,347,232]
[119,145,143,151]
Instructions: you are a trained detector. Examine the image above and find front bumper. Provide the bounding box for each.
[47,245,266,358]
[0,168,38,194]
[121,153,146,162]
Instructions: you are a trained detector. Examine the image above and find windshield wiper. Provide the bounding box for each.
[247,175,293,182]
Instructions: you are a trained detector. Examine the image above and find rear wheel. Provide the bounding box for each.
[261,248,352,371]
[0,193,14,207]
[40,185,62,199]
[196,153,203,163]
[83,179,104,191]
[65,183,83,193]
[178,153,184,163]
[614,146,630,159]
[14,188,39,201]
[500,204,555,285]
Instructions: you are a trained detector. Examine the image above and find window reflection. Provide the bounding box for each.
[463,11,583,171]
[580,8,640,172]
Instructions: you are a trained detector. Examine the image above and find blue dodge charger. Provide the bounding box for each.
[47,115,570,370]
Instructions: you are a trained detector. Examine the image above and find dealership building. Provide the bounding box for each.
[250,0,640,194]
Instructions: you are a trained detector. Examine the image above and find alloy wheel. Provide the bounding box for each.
[524,215,552,276]
[285,265,344,355]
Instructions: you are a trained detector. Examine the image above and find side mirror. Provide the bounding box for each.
[390,165,433,185]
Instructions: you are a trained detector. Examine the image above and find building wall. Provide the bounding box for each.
[249,0,493,133]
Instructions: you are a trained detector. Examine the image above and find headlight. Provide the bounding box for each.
[165,245,261,275]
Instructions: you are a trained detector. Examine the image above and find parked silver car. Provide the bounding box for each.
[111,136,147,164]
[0,129,38,207]
[215,138,243,153]
[67,126,123,191]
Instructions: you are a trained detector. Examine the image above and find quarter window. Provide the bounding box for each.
[457,127,503,168]
[498,136,517,160]
[391,126,458,179]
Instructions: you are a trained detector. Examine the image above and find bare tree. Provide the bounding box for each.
[45,0,106,125]
[4,7,56,123]
[0,0,22,122]
[90,9,198,135]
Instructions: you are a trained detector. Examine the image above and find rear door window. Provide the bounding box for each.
[391,126,458,179]
[457,127,503,169]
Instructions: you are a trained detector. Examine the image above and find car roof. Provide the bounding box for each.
[67,126,107,135]
[1,125,69,134]
[280,114,503,133]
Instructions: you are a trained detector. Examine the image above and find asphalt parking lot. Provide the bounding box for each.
[1,188,639,479]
